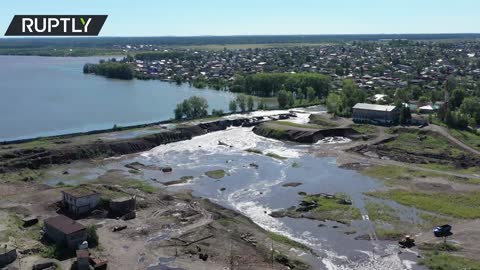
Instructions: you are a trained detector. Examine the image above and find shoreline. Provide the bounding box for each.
[1,104,326,145]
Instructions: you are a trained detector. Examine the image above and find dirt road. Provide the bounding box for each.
[426,125,480,156]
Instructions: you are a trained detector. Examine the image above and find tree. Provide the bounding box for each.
[189,96,209,118]
[306,87,316,102]
[236,94,247,112]
[342,80,366,110]
[85,61,134,80]
[228,100,237,113]
[287,92,295,107]
[182,99,193,119]
[450,88,466,110]
[399,105,412,125]
[212,109,224,116]
[277,89,289,109]
[326,93,342,114]
[459,97,480,124]
[173,96,209,120]
[418,96,430,105]
[257,98,267,110]
[174,103,184,120]
[247,96,254,111]
[229,100,237,113]
[394,88,411,104]
[87,225,99,247]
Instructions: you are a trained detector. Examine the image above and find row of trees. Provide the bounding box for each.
[174,95,266,120]
[230,73,330,98]
[228,94,256,112]
[83,62,134,80]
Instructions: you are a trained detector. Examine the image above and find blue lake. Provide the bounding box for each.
[0,55,236,141]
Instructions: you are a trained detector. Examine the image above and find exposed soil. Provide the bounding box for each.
[252,122,362,143]
[0,175,310,270]
[349,129,480,169]
[0,115,294,173]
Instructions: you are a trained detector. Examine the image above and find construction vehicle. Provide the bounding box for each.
[399,235,415,248]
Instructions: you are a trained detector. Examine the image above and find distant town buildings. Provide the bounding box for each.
[108,40,480,95]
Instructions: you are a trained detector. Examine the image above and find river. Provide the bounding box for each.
[42,109,424,270]
[0,55,236,141]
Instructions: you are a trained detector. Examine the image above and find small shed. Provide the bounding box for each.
[22,216,38,227]
[44,215,87,249]
[109,196,136,216]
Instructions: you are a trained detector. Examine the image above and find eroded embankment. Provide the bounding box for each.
[0,117,280,172]
[349,128,480,168]
[252,122,361,143]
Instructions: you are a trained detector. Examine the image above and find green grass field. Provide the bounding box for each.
[419,252,480,270]
[367,189,480,219]
[362,165,480,186]
[449,129,480,152]
[351,124,378,135]
[386,131,464,158]
[308,114,339,128]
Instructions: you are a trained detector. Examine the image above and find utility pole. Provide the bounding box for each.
[174,239,177,257]
[229,242,234,270]
[271,240,274,269]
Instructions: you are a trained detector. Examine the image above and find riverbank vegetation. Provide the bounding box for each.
[174,96,209,120]
[363,200,449,240]
[83,61,134,80]
[360,165,480,186]
[366,190,480,219]
[326,80,366,116]
[308,114,339,128]
[230,73,330,97]
[419,252,480,270]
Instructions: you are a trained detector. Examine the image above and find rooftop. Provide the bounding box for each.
[44,215,85,235]
[62,187,98,198]
[111,196,135,203]
[353,103,397,112]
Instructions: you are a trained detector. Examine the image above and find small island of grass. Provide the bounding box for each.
[205,169,227,180]
[270,193,361,224]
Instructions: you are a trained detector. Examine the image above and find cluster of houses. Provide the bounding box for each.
[116,40,480,93]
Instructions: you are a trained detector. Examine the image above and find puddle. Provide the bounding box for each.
[147,257,184,270]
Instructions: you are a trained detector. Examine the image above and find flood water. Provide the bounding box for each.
[0,55,236,141]
[43,110,425,270]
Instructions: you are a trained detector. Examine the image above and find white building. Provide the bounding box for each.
[62,187,100,216]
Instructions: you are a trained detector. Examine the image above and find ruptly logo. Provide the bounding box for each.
[5,15,108,36]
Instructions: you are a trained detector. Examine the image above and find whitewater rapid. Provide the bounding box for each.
[139,110,420,270]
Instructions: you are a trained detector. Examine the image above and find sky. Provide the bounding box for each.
[0,0,479,36]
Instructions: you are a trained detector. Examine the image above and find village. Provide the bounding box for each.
[4,38,480,270]
[116,40,480,94]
